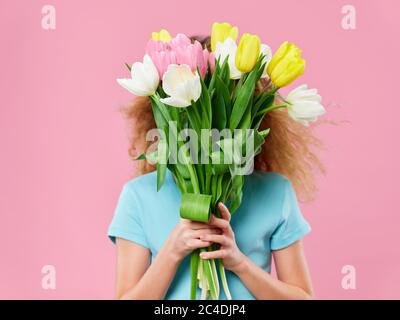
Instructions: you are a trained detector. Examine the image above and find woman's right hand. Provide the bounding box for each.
[165,219,222,262]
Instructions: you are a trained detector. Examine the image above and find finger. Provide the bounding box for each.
[187,239,212,250]
[208,214,230,230]
[182,219,217,230]
[192,228,222,238]
[200,234,228,246]
[189,221,219,230]
[218,202,231,222]
[200,249,227,259]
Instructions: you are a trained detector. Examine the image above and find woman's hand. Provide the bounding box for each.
[199,202,246,273]
[166,218,222,262]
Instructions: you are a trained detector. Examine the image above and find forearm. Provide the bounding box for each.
[233,257,313,300]
[119,240,180,300]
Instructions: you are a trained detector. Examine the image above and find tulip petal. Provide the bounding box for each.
[142,54,160,90]
[287,84,308,97]
[273,58,305,87]
[267,41,289,75]
[260,44,272,78]
[117,78,150,96]
[235,33,260,73]
[161,64,201,108]
[162,64,194,97]
[286,84,325,126]
[214,38,242,79]
[160,96,190,108]
[211,22,239,52]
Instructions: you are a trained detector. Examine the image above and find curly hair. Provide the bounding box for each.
[121,35,324,201]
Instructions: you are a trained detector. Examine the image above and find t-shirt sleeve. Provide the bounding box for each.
[270,179,311,250]
[107,183,149,249]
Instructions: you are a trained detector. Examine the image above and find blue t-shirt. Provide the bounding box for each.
[108,170,311,300]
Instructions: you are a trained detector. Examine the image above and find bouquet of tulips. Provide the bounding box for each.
[117,22,325,300]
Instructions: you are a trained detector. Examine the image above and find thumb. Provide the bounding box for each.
[218,202,231,222]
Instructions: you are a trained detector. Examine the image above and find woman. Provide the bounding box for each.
[108,36,323,300]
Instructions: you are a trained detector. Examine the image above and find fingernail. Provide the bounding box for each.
[200,253,205,258]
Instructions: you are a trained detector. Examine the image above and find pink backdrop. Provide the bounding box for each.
[1,0,399,299]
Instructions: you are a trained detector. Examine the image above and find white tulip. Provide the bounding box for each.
[260,44,272,78]
[286,84,325,126]
[116,54,159,96]
[160,64,201,108]
[214,38,242,80]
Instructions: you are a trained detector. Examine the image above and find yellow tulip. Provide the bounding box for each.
[267,41,305,87]
[235,33,261,73]
[151,29,172,43]
[211,22,239,52]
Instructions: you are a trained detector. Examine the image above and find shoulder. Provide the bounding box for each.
[122,171,159,194]
[247,171,292,193]
[244,171,297,216]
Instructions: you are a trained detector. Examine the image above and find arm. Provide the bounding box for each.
[115,238,179,300]
[114,219,221,300]
[233,241,314,299]
[200,202,314,300]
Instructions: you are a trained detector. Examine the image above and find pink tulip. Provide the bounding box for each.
[168,33,192,50]
[145,40,175,78]
[206,51,215,73]
[145,33,211,79]
[145,39,169,53]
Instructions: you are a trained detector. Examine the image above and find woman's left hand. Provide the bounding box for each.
[199,202,247,273]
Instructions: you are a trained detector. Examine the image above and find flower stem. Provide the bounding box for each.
[256,103,287,117]
[219,259,232,300]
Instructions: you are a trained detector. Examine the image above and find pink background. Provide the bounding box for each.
[0,0,399,299]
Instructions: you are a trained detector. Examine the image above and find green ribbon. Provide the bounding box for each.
[180,193,212,222]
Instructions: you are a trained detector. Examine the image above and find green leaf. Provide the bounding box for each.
[190,251,200,300]
[211,175,218,207]
[232,76,243,102]
[219,259,232,300]
[204,61,213,86]
[215,174,223,207]
[200,248,219,299]
[216,137,243,165]
[152,95,173,123]
[215,75,232,121]
[238,95,253,129]
[180,193,212,222]
[229,64,262,130]
[196,164,205,193]
[198,70,212,129]
[212,93,226,130]
[251,93,275,129]
[208,56,221,93]
[210,151,230,175]
[220,173,232,202]
[170,168,187,193]
[254,129,270,155]
[150,98,168,129]
[228,175,244,214]
[251,92,270,119]
[209,256,220,298]
[176,163,191,179]
[220,55,231,84]
[132,153,146,161]
[157,162,167,191]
